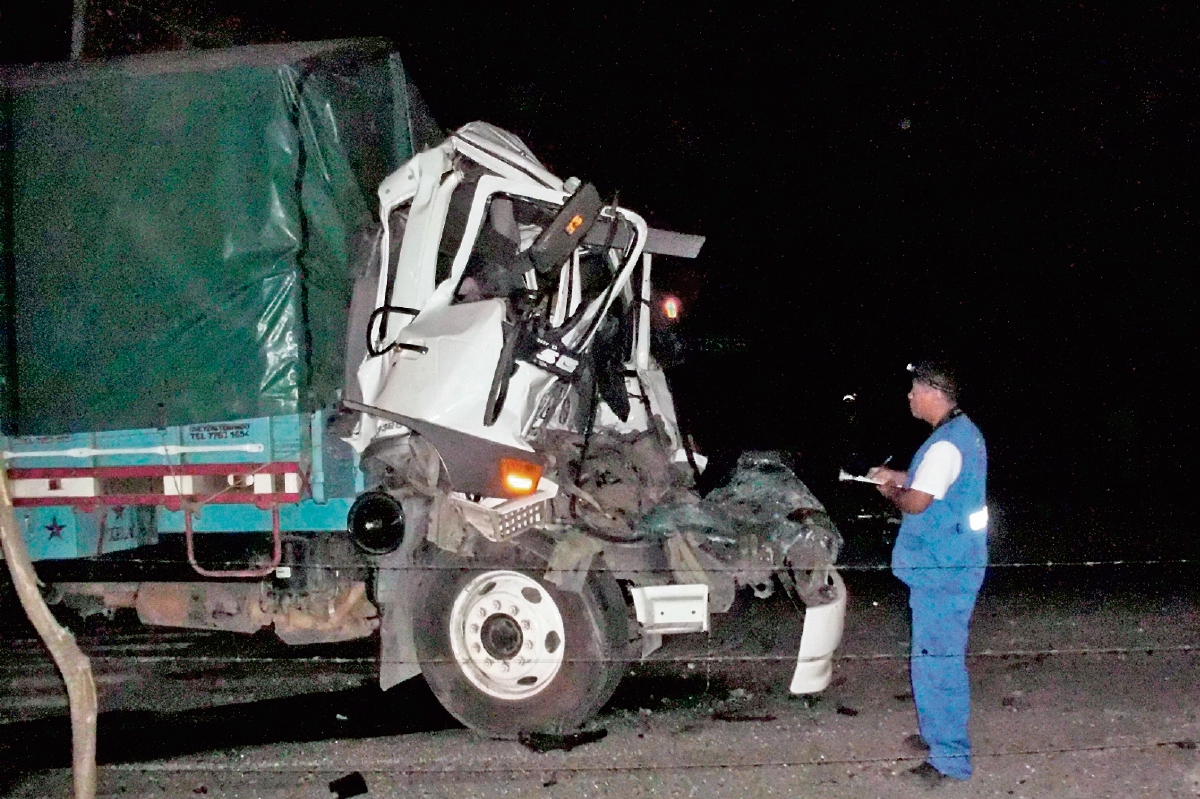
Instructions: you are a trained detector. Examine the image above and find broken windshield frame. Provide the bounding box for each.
[450,192,559,305]
[441,176,647,351]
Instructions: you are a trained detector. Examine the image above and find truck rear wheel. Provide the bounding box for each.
[412,547,628,738]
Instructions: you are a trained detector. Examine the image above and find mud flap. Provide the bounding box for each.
[379,600,421,691]
[377,497,431,691]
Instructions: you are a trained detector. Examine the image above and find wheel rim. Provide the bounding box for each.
[448,570,567,700]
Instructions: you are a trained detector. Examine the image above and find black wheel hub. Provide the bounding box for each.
[480,614,523,660]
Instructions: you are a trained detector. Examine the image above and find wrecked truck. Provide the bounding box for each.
[0,39,846,737]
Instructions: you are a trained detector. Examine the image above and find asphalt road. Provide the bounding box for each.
[3,565,1200,798]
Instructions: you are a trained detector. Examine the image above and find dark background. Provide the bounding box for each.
[5,1,1198,562]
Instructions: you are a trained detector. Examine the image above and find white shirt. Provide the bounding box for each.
[909,440,962,500]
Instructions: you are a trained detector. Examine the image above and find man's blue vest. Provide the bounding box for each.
[891,412,988,593]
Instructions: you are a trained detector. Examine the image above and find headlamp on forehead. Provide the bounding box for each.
[907,359,959,403]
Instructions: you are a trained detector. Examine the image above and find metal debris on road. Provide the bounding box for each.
[328,771,368,799]
[518,728,608,753]
[712,708,777,722]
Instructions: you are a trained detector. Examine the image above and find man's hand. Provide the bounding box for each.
[867,465,933,513]
[867,466,906,490]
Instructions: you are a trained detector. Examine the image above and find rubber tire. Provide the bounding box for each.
[412,544,628,738]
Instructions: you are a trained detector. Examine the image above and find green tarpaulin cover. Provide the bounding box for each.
[1,39,437,435]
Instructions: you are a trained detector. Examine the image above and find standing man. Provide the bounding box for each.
[868,360,988,786]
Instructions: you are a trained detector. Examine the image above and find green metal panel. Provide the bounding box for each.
[1,87,15,431]
[0,40,435,435]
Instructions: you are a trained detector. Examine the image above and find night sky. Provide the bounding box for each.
[5,2,1200,558]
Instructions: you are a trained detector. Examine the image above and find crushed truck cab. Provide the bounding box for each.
[338,122,847,733]
[1,42,844,739]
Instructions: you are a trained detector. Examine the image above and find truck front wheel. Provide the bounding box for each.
[412,548,627,738]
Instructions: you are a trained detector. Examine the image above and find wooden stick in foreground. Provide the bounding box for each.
[0,460,97,799]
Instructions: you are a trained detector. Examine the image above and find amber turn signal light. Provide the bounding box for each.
[499,458,542,496]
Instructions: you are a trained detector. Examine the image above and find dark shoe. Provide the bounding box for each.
[905,762,950,789]
[905,733,931,753]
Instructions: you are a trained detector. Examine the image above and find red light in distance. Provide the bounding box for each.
[661,296,681,320]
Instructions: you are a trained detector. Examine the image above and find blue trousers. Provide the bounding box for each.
[909,585,979,780]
